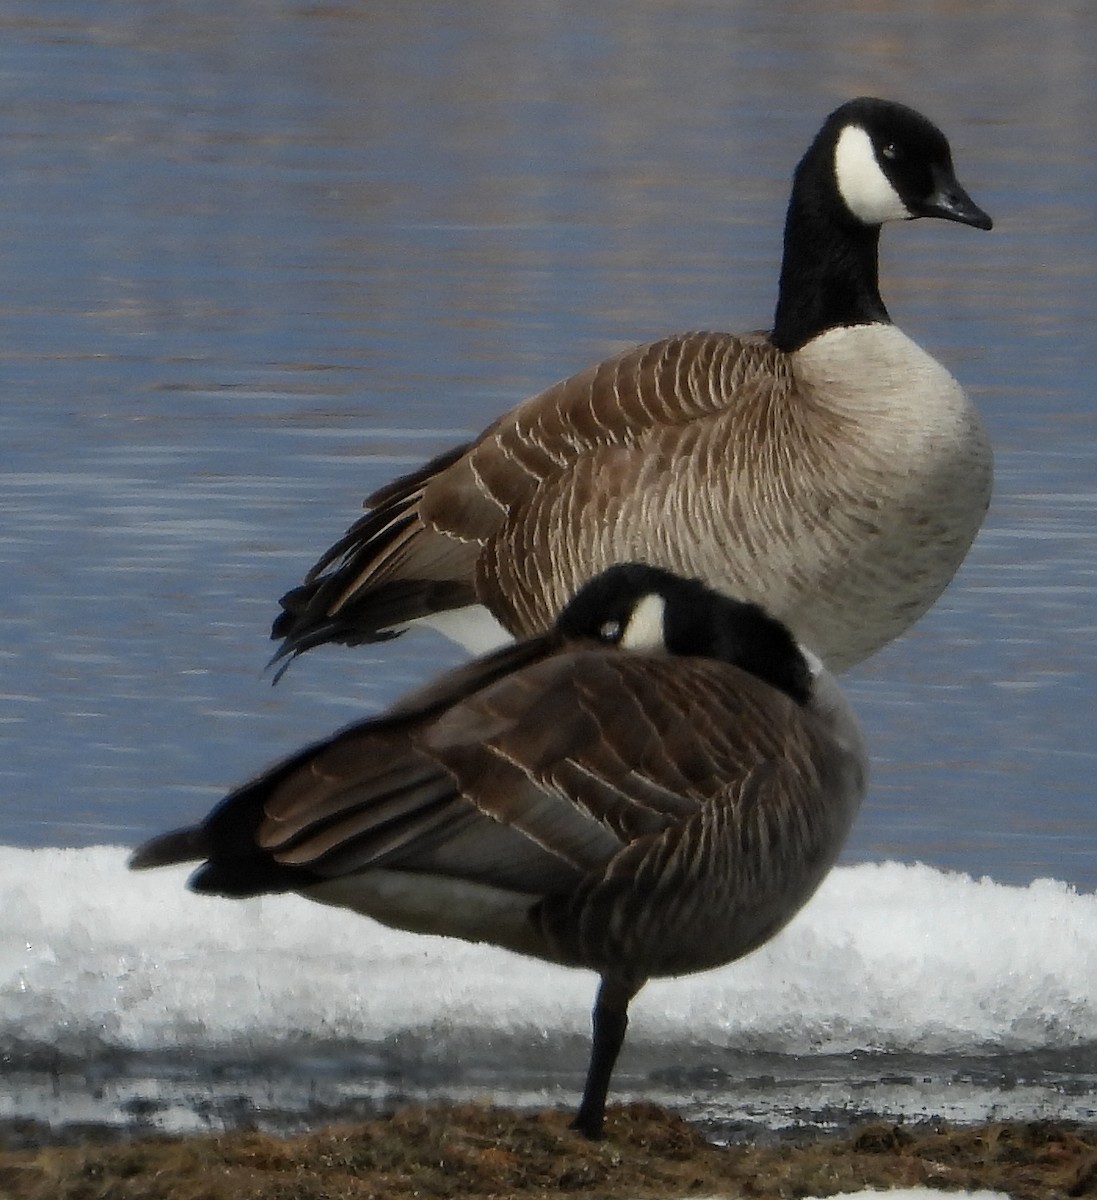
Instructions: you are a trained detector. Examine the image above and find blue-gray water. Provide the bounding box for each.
[2,1,1096,898]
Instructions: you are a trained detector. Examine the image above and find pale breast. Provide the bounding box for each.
[778,324,993,666]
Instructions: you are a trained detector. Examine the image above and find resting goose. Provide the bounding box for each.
[133,563,867,1138]
[271,97,993,675]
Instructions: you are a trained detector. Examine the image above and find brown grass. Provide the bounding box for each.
[1,1103,1097,1199]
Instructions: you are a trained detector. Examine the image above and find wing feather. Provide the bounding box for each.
[185,640,830,910]
[272,332,788,653]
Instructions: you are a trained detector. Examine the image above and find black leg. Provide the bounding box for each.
[570,974,644,1140]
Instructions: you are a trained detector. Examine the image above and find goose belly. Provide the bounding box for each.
[304,869,557,960]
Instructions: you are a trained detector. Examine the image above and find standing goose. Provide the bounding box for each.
[133,563,867,1139]
[271,97,993,675]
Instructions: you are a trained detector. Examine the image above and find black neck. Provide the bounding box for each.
[770,165,891,353]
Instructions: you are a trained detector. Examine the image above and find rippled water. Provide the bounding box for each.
[2,1,1096,899]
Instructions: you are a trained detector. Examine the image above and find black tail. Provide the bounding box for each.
[269,443,475,669]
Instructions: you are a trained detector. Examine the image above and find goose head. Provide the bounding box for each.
[773,97,992,351]
[823,97,993,231]
[555,562,813,707]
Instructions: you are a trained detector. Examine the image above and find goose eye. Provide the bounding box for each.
[598,619,622,642]
[881,141,900,162]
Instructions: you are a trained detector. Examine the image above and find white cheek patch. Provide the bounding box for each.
[834,125,913,225]
[620,592,667,651]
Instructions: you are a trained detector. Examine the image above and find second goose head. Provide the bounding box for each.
[557,561,812,707]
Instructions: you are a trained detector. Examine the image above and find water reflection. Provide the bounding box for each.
[1,2,1095,889]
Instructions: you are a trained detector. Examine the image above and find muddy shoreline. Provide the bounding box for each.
[2,1103,1096,1199]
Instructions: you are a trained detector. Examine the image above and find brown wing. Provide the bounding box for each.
[252,650,812,901]
[271,331,791,655]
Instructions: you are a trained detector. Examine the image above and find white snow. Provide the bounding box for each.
[4,848,1096,1058]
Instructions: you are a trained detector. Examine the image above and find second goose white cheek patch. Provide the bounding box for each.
[620,593,668,651]
[834,125,912,225]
